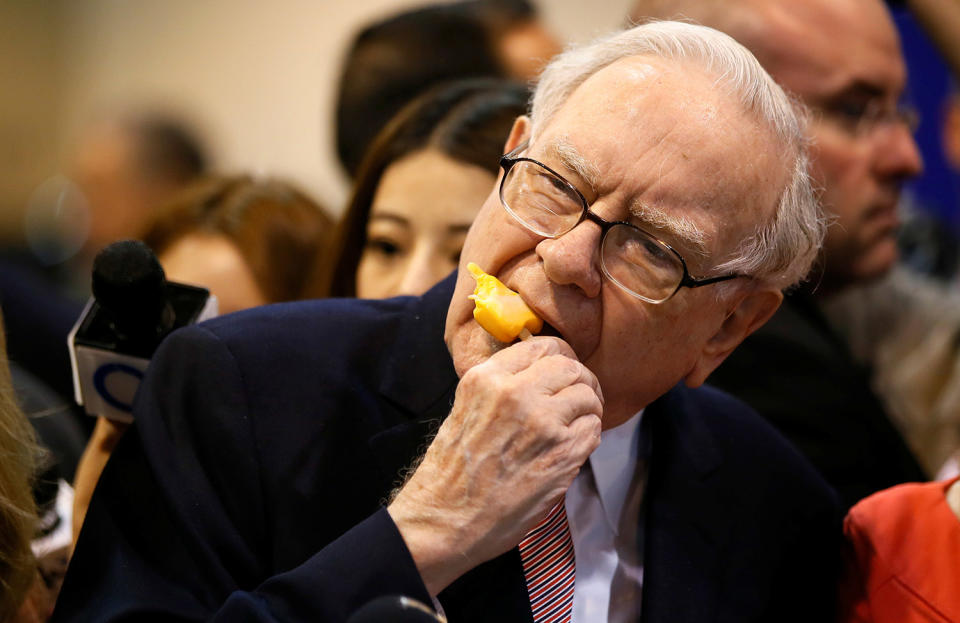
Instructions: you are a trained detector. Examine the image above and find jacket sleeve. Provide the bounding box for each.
[52,324,434,622]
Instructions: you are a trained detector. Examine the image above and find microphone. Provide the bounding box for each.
[68,240,218,421]
[347,595,446,623]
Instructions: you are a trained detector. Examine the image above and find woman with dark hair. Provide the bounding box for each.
[322,78,529,299]
[334,0,557,177]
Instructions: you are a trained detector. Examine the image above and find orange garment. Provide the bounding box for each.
[839,478,960,623]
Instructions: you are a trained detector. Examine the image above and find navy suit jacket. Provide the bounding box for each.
[53,274,840,622]
[709,290,926,510]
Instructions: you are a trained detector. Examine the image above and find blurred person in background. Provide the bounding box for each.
[71,175,335,543]
[0,112,208,612]
[471,0,562,83]
[0,113,208,444]
[838,476,960,622]
[335,0,558,178]
[321,79,529,299]
[632,0,929,509]
[822,5,960,475]
[0,311,47,621]
[144,176,334,314]
[70,113,208,277]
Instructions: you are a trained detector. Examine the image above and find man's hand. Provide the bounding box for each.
[387,336,603,595]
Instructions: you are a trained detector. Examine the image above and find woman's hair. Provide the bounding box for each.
[0,312,41,620]
[335,1,542,177]
[531,20,824,291]
[143,176,335,303]
[319,78,529,298]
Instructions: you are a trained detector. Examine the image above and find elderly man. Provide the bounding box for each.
[54,22,837,623]
[631,0,928,509]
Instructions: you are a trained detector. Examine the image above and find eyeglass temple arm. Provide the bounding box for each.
[502,139,530,159]
[682,273,742,288]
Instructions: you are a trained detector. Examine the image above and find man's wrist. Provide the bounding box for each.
[387,493,470,596]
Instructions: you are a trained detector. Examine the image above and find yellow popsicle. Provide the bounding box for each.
[467,262,543,342]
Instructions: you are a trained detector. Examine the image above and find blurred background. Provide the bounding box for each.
[0,0,629,237]
[0,0,956,272]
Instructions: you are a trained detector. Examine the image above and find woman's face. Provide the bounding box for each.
[356,149,496,299]
[159,232,267,314]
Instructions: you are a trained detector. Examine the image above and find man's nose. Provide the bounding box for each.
[873,121,923,182]
[535,218,603,298]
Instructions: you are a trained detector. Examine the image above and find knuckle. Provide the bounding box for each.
[461,360,500,390]
[531,335,575,358]
[574,413,602,440]
[457,368,483,396]
[588,392,604,416]
[566,383,602,413]
[548,355,582,384]
[532,338,560,360]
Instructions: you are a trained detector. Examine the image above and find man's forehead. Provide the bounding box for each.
[537,56,724,158]
[749,0,905,99]
[529,55,786,262]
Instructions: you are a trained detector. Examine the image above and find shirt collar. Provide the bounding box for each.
[588,410,644,536]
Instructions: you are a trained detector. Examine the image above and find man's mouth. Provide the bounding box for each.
[537,320,564,341]
[864,203,900,235]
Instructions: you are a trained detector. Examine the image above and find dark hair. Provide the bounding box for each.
[335,2,518,177]
[128,116,208,184]
[472,0,538,31]
[144,176,334,303]
[319,78,529,298]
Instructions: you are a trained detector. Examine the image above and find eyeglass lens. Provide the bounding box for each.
[500,159,685,303]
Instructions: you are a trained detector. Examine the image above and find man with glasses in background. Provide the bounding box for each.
[631,0,929,510]
[55,21,839,623]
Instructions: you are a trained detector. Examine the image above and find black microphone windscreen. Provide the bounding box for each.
[91,240,169,335]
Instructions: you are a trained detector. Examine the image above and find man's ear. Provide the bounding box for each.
[684,287,783,388]
[503,115,531,154]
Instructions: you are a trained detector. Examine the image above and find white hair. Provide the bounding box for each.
[530,20,824,290]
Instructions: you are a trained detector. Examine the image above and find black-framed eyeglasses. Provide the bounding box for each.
[498,142,742,304]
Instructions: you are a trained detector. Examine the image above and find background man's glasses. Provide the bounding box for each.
[816,97,919,137]
[498,144,741,304]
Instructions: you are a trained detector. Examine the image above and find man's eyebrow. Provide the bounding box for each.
[823,80,887,103]
[547,136,601,192]
[630,200,708,258]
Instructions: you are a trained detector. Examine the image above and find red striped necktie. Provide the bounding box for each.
[518,499,576,623]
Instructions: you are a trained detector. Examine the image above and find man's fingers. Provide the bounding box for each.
[481,335,578,374]
[522,353,604,404]
[566,411,603,457]
[549,383,605,426]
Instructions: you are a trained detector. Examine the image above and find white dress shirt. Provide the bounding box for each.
[566,410,646,623]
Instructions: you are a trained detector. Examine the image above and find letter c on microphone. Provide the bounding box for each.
[93,363,144,412]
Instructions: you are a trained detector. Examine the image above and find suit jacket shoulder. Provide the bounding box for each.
[54,279,459,622]
[709,292,925,510]
[641,383,842,623]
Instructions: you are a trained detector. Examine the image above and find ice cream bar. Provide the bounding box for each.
[467,262,543,342]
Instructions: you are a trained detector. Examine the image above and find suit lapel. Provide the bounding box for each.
[641,385,732,623]
[368,274,460,487]
[378,273,460,417]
